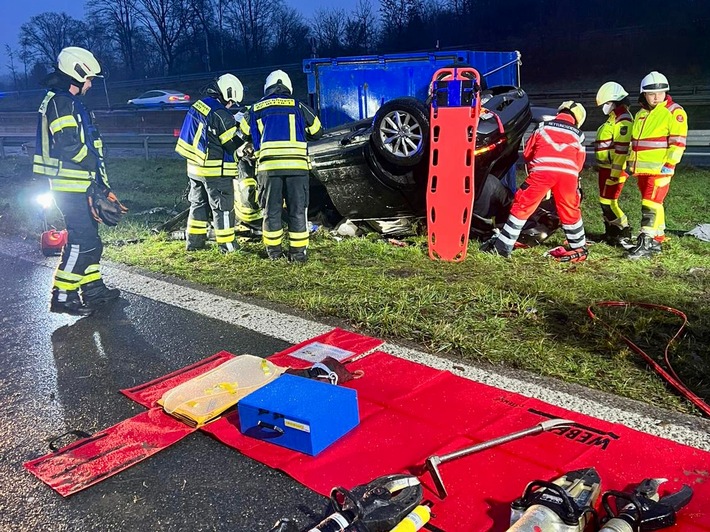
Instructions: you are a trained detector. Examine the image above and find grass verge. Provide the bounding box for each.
[3,155,709,416]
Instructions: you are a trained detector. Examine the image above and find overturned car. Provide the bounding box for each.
[305,86,559,241]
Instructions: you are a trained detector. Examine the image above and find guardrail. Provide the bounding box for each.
[0,134,177,160]
[2,131,710,161]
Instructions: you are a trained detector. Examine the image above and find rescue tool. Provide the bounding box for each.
[268,475,423,532]
[507,467,602,531]
[599,478,693,531]
[424,417,573,498]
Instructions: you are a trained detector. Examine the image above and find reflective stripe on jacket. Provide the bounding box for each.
[175,97,240,178]
[595,106,632,179]
[523,113,586,177]
[239,93,322,173]
[33,90,104,193]
[629,96,687,175]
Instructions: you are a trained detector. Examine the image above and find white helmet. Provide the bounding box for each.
[640,71,669,93]
[558,100,587,128]
[216,73,243,104]
[57,47,101,83]
[595,81,628,106]
[264,70,292,95]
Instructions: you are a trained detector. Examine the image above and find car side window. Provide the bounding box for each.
[141,91,160,98]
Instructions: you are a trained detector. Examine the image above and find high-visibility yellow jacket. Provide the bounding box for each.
[239,89,322,175]
[33,89,107,193]
[175,97,242,178]
[594,105,632,179]
[628,96,687,175]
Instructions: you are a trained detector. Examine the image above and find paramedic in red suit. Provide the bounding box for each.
[481,101,589,262]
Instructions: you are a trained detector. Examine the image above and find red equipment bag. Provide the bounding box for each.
[426,67,482,261]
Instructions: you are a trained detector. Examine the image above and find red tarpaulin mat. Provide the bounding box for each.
[201,351,710,532]
[24,328,381,497]
[23,408,195,497]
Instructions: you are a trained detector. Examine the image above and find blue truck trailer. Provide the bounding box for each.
[303,50,521,129]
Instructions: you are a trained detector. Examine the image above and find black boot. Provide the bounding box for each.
[288,250,308,263]
[266,245,284,260]
[626,233,661,259]
[81,280,121,308]
[50,290,95,317]
[606,224,633,248]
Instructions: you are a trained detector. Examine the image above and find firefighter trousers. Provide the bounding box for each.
[187,176,236,251]
[636,174,671,237]
[261,172,309,253]
[597,167,629,229]
[52,191,103,301]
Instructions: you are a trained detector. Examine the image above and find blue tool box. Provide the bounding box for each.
[237,374,359,456]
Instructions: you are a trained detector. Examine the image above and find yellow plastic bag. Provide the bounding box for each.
[159,355,285,427]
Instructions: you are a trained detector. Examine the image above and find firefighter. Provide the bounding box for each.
[481,101,588,262]
[626,71,688,259]
[34,47,124,316]
[175,73,244,253]
[594,81,633,246]
[239,70,323,262]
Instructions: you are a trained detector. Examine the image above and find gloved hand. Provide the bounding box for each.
[87,182,128,226]
[660,164,675,175]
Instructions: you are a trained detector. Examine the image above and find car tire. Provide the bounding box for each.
[371,97,430,167]
[364,141,422,191]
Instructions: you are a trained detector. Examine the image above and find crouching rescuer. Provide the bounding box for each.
[481,101,588,262]
[34,47,126,316]
[175,73,245,253]
[239,70,323,262]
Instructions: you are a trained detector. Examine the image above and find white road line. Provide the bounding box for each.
[3,235,708,451]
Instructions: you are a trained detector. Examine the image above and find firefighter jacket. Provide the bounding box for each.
[523,113,586,178]
[595,105,632,179]
[628,96,687,175]
[239,89,323,174]
[33,90,108,193]
[175,97,242,178]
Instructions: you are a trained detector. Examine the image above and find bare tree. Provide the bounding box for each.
[135,0,191,74]
[87,0,141,77]
[310,7,347,56]
[5,45,21,90]
[344,0,378,54]
[270,5,311,63]
[19,12,88,67]
[226,0,275,65]
[188,0,215,71]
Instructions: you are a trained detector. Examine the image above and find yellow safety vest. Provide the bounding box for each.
[628,98,687,175]
[595,107,632,179]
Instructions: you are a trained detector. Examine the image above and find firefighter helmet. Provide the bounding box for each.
[558,101,586,128]
[57,47,101,83]
[640,71,669,93]
[595,81,628,105]
[215,73,243,104]
[264,70,293,95]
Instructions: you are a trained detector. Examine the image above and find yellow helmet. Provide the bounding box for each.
[57,47,101,83]
[558,101,586,128]
[595,81,628,106]
[216,73,243,104]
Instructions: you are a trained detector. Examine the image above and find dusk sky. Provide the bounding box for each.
[1,0,364,74]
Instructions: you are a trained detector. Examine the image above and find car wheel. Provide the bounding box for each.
[371,97,429,167]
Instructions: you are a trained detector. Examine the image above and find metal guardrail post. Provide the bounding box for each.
[144,136,150,160]
[0,137,4,159]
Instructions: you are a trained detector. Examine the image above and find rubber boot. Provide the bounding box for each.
[606,224,633,248]
[186,235,207,252]
[266,245,284,260]
[81,280,121,308]
[50,289,95,317]
[219,241,240,254]
[626,233,662,259]
[479,236,512,258]
[288,249,308,263]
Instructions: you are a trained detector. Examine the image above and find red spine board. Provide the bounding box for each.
[426,67,482,261]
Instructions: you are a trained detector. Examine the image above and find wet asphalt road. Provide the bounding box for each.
[0,247,327,531]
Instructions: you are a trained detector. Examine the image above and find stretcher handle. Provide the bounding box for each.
[257,421,284,435]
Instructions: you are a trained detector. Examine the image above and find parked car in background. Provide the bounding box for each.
[127,90,190,109]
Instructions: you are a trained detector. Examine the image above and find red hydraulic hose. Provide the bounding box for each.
[587,301,710,417]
